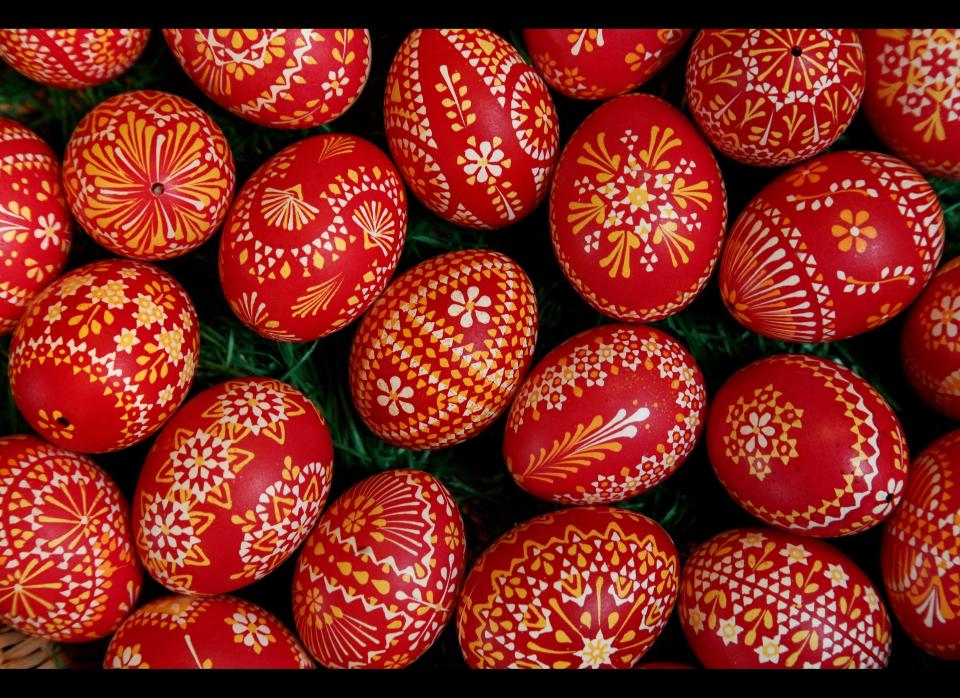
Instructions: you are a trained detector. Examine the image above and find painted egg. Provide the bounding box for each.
[549,93,727,322]
[219,133,407,342]
[0,29,149,89]
[719,150,945,342]
[881,430,960,659]
[384,28,560,230]
[0,117,72,335]
[163,29,372,130]
[902,257,960,418]
[62,90,236,261]
[134,377,333,595]
[104,594,313,668]
[524,29,690,100]
[349,249,538,450]
[457,506,679,668]
[8,259,199,453]
[861,29,960,180]
[686,29,865,167]
[680,527,892,668]
[707,354,908,537]
[0,435,142,641]
[504,324,706,504]
[292,469,465,668]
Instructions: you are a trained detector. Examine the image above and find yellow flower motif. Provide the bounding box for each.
[88,280,128,308]
[135,294,167,328]
[831,209,877,254]
[155,328,184,363]
[115,327,139,353]
[43,301,64,323]
[625,42,649,72]
[686,605,706,633]
[37,408,74,442]
[786,162,828,187]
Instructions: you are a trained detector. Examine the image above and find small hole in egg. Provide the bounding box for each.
[791,46,803,58]
[151,183,165,195]
[56,416,70,427]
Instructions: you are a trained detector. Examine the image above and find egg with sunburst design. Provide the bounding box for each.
[8,259,199,453]
[62,90,235,261]
[164,29,372,130]
[219,134,407,342]
[0,435,142,642]
[719,150,944,342]
[134,377,334,596]
[384,28,560,230]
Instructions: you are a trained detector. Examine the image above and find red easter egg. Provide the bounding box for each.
[0,435,142,641]
[881,430,960,659]
[62,90,236,261]
[902,257,960,418]
[686,29,865,167]
[524,29,690,100]
[349,249,538,450]
[861,29,960,180]
[0,29,149,89]
[457,506,679,668]
[384,28,560,230]
[679,528,892,668]
[163,29,372,130]
[104,594,313,668]
[0,117,72,334]
[8,259,199,453]
[292,469,465,668]
[504,324,706,504]
[134,377,333,595]
[549,93,727,321]
[707,354,908,537]
[719,150,945,342]
[219,134,407,341]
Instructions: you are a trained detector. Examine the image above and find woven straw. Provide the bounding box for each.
[0,626,66,669]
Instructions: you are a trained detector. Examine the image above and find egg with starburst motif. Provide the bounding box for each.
[219,133,407,341]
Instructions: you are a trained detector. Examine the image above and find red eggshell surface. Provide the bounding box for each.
[164,29,372,129]
[679,527,892,668]
[457,506,679,668]
[719,150,944,342]
[0,117,72,334]
[686,29,865,167]
[881,430,960,659]
[9,259,199,453]
[504,324,706,504]
[861,29,960,180]
[293,469,465,668]
[349,249,538,450]
[104,594,313,668]
[63,90,236,261]
[524,29,690,100]
[134,377,333,595]
[0,29,149,89]
[384,28,560,230]
[0,435,142,641]
[707,354,908,537]
[219,134,407,341]
[550,93,727,322]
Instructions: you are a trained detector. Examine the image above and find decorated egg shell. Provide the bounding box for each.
[164,29,371,129]
[457,505,679,668]
[679,527,892,668]
[292,468,465,668]
[384,28,560,230]
[104,594,313,668]
[349,249,538,450]
[881,430,960,659]
[0,117,72,334]
[524,29,690,100]
[686,29,865,167]
[902,257,960,419]
[219,133,407,342]
[0,29,149,89]
[707,354,908,537]
[719,150,944,342]
[0,435,142,641]
[8,259,199,453]
[62,90,236,261]
[861,29,960,180]
[504,323,706,504]
[134,377,333,595]
[549,93,727,322]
